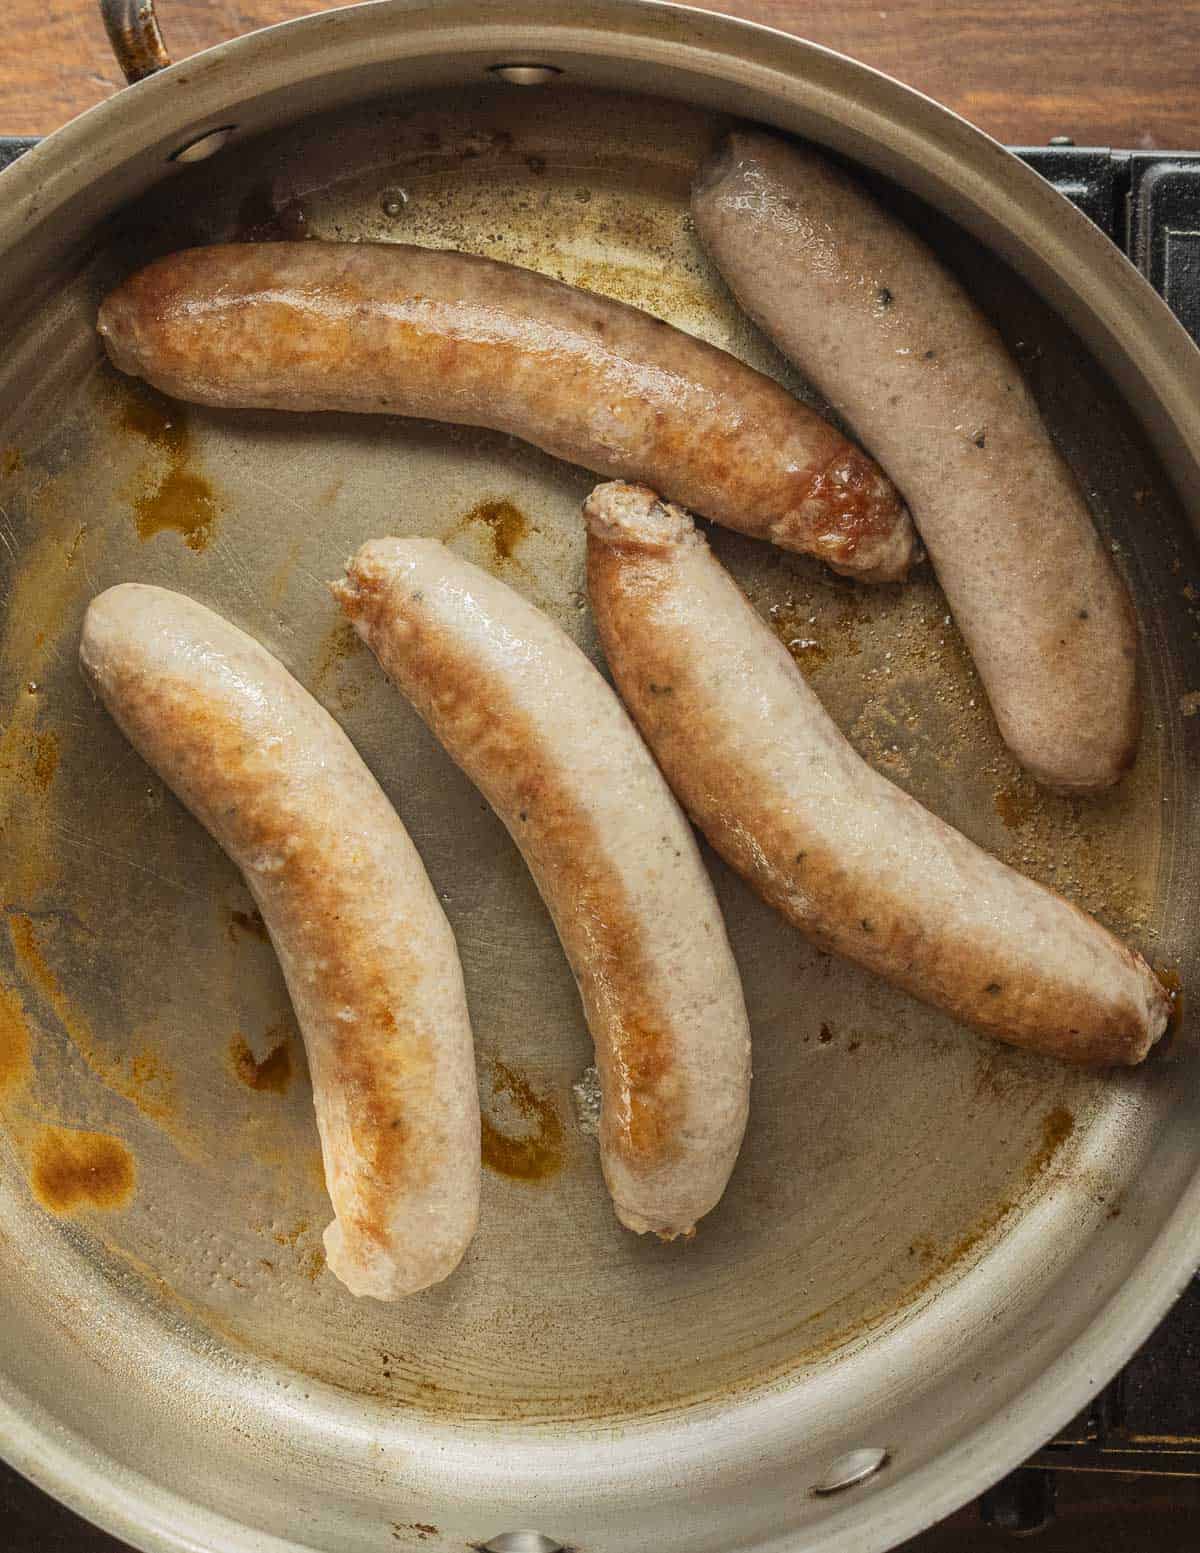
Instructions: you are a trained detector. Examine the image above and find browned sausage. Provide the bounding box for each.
[97,240,915,581]
[586,482,1168,1066]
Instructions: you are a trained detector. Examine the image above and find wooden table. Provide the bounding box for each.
[6,0,1200,147]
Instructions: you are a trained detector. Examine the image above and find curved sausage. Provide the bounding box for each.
[97,240,915,582]
[692,130,1139,792]
[333,539,751,1238]
[586,483,1168,1065]
[79,584,480,1298]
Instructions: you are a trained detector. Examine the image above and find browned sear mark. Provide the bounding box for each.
[32,1126,135,1212]
[119,385,217,552]
[1,447,21,476]
[342,566,684,1169]
[481,1059,564,1182]
[230,1026,293,1093]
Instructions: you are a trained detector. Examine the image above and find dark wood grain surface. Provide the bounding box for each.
[5,0,1200,146]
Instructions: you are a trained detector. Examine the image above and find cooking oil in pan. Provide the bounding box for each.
[0,86,1191,1427]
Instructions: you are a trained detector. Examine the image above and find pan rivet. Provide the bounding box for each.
[811,1446,890,1496]
[481,1534,564,1553]
[1048,135,1075,147]
[170,126,237,164]
[489,64,562,85]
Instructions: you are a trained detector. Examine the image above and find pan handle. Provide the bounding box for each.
[100,0,172,84]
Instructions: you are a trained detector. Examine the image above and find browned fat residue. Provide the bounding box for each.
[119,386,217,551]
[300,1245,326,1281]
[1029,1106,1075,1176]
[313,620,364,683]
[773,1099,1080,1379]
[2,448,22,476]
[311,620,365,708]
[32,1126,135,1212]
[8,913,57,1002]
[230,1025,293,1093]
[1155,966,1184,1044]
[455,498,529,564]
[0,716,61,800]
[64,525,89,568]
[0,982,31,1095]
[7,915,176,1124]
[994,781,1039,829]
[766,594,864,672]
[392,1525,439,1543]
[31,730,58,792]
[481,1059,564,1182]
[273,1219,309,1247]
[904,1106,1075,1289]
[229,908,269,943]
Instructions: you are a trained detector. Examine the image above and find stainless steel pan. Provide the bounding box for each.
[1,3,1198,1550]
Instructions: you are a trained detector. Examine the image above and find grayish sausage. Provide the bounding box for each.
[97,240,915,581]
[586,483,1168,1065]
[333,538,751,1238]
[80,584,480,1298]
[692,130,1139,792]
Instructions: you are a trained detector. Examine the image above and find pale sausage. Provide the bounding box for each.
[333,539,751,1237]
[692,130,1139,791]
[80,584,480,1297]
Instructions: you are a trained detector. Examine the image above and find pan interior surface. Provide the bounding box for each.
[0,84,1196,1553]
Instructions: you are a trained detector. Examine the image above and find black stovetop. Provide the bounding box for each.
[1,134,1198,1551]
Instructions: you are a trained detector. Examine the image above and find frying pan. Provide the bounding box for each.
[1,3,1198,1550]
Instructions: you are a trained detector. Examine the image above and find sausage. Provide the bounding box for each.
[586,483,1169,1065]
[97,240,915,582]
[332,538,751,1238]
[79,584,480,1298]
[692,130,1139,792]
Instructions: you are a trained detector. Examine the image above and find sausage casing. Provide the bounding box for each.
[97,240,915,581]
[692,130,1139,792]
[333,539,751,1238]
[80,584,480,1298]
[586,483,1168,1066]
